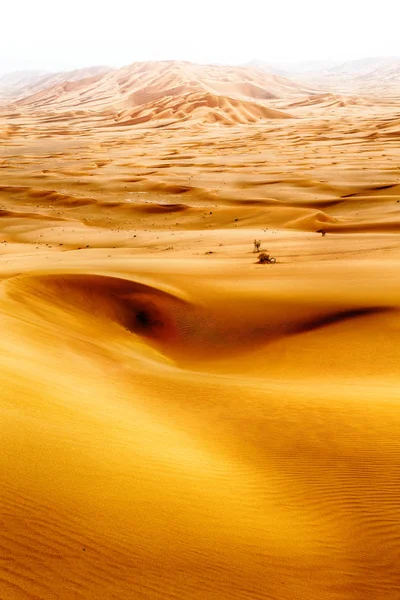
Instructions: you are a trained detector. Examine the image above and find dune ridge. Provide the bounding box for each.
[1,61,311,126]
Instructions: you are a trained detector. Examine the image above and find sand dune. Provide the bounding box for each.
[0,70,50,99]
[112,90,292,126]
[1,60,400,599]
[4,61,310,126]
[0,66,113,100]
[251,56,400,95]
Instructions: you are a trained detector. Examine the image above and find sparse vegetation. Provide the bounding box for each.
[257,252,276,264]
[253,239,261,252]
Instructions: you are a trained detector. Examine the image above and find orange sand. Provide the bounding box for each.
[0,61,400,600]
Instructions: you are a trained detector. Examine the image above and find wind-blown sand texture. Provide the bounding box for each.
[1,61,400,600]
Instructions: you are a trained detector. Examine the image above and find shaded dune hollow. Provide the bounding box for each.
[5,273,396,370]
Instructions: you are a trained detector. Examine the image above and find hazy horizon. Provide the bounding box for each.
[1,0,399,75]
[2,55,400,78]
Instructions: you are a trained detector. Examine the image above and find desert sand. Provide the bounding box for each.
[1,61,400,599]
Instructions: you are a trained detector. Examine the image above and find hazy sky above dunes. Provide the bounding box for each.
[1,0,399,74]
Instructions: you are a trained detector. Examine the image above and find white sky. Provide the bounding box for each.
[1,0,399,74]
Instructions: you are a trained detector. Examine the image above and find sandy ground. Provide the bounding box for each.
[1,83,400,599]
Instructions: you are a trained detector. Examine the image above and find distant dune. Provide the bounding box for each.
[0,70,50,98]
[0,65,113,100]
[2,61,314,126]
[250,56,400,95]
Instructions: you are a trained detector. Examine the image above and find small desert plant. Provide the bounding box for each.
[257,252,276,264]
[253,239,261,252]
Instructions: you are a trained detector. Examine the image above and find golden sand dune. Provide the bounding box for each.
[113,90,292,126]
[1,62,400,599]
[5,61,311,126]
